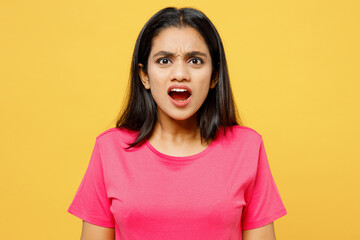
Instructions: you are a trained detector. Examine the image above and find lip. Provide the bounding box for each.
[167,84,192,108]
[167,84,192,95]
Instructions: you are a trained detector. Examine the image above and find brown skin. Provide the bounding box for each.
[80,221,114,240]
[138,26,217,157]
[79,26,277,239]
[242,222,276,240]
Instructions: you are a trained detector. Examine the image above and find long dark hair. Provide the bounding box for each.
[115,7,243,148]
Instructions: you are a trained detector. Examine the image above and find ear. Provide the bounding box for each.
[138,63,150,89]
[210,71,219,89]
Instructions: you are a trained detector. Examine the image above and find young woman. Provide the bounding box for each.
[68,7,287,240]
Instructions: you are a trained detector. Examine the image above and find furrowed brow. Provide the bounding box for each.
[185,51,207,58]
[152,51,208,59]
[152,51,174,59]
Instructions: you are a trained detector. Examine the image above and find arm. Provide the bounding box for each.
[242,222,276,240]
[80,221,115,240]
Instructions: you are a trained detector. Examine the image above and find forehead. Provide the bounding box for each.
[150,26,209,54]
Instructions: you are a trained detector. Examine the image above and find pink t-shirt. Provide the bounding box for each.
[68,125,287,239]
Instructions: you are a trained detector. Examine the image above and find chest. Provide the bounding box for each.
[104,148,255,236]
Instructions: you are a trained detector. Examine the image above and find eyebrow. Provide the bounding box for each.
[152,51,208,59]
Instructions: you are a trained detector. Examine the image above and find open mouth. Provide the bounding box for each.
[168,88,191,102]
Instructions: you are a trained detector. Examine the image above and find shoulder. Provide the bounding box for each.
[95,127,138,148]
[216,125,263,146]
[96,127,137,139]
[219,125,262,138]
[231,125,262,137]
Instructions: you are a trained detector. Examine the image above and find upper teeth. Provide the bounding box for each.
[171,88,188,92]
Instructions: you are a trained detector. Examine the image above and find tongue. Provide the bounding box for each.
[169,91,190,101]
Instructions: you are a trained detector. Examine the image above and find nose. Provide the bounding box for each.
[170,60,190,82]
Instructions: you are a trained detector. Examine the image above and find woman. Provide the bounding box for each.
[68,7,287,240]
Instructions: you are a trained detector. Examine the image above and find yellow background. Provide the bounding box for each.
[1,0,359,239]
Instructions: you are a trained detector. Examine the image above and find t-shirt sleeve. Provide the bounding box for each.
[67,139,115,228]
[241,136,287,230]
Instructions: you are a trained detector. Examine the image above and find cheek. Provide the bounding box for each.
[150,88,164,103]
[198,66,213,83]
[196,87,210,103]
[146,70,164,96]
[198,70,213,91]
[198,75,213,101]
[148,79,166,103]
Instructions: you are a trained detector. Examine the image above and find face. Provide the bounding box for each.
[138,26,217,122]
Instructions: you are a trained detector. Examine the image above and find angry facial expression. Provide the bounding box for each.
[138,26,217,122]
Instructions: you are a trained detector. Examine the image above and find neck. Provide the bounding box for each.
[151,112,201,144]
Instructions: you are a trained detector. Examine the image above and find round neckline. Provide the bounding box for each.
[145,137,218,162]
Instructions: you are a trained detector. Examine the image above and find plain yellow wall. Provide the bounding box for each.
[1,0,359,239]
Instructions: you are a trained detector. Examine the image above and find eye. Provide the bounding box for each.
[156,58,172,65]
[189,57,204,64]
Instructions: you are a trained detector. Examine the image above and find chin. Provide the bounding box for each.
[171,116,193,121]
[157,104,199,122]
[169,111,198,121]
